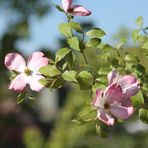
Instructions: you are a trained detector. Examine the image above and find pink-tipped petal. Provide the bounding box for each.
[118,75,139,97]
[122,83,140,97]
[69,5,91,16]
[109,105,134,120]
[108,70,119,85]
[104,84,123,103]
[27,52,48,72]
[5,53,26,72]
[62,0,72,11]
[97,110,114,126]
[9,74,26,92]
[28,74,44,92]
[92,89,104,108]
[119,75,137,84]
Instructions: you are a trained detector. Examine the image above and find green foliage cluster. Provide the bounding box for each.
[2,2,148,145]
[8,4,146,137]
[37,7,148,131]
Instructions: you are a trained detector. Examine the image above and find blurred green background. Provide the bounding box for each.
[0,0,148,148]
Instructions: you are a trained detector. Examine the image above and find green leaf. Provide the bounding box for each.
[28,96,36,100]
[9,70,17,80]
[98,67,110,76]
[139,108,148,124]
[133,64,145,76]
[76,71,94,90]
[135,16,143,27]
[61,52,76,70]
[87,38,101,48]
[55,48,71,62]
[124,54,138,63]
[102,44,114,51]
[39,78,53,87]
[62,62,68,71]
[59,23,72,37]
[39,65,61,77]
[144,27,148,30]
[39,78,49,86]
[86,28,106,38]
[142,41,148,50]
[17,93,25,104]
[142,80,148,92]
[67,37,81,51]
[92,81,106,93]
[132,29,140,42]
[62,70,77,82]
[50,77,64,88]
[68,22,82,33]
[67,51,76,69]
[131,91,144,107]
[79,64,94,72]
[96,124,107,138]
[53,4,64,12]
[72,107,96,125]
[39,77,64,89]
[116,41,125,49]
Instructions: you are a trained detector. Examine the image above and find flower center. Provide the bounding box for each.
[67,8,74,13]
[24,68,32,76]
[104,103,110,110]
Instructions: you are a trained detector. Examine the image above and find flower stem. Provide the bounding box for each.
[82,51,88,64]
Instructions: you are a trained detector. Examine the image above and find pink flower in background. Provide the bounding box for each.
[62,0,91,16]
[5,52,48,92]
[108,70,140,97]
[92,84,134,126]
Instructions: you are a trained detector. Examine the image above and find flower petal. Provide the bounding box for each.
[109,104,134,120]
[108,70,119,85]
[104,84,123,103]
[118,75,140,97]
[62,0,72,11]
[122,83,140,97]
[27,52,48,72]
[28,74,44,92]
[5,53,26,72]
[92,89,104,108]
[9,74,26,92]
[119,75,137,84]
[69,5,91,16]
[121,96,133,107]
[97,110,114,126]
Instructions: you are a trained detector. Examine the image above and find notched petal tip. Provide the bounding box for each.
[127,107,134,115]
[5,53,26,72]
[109,105,134,120]
[119,75,137,85]
[122,83,140,97]
[69,5,91,16]
[97,110,114,126]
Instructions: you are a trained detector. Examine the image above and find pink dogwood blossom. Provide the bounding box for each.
[108,70,140,97]
[5,52,48,92]
[92,70,140,126]
[62,0,91,16]
[93,84,135,126]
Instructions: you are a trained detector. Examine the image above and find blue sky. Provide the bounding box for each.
[1,0,148,55]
